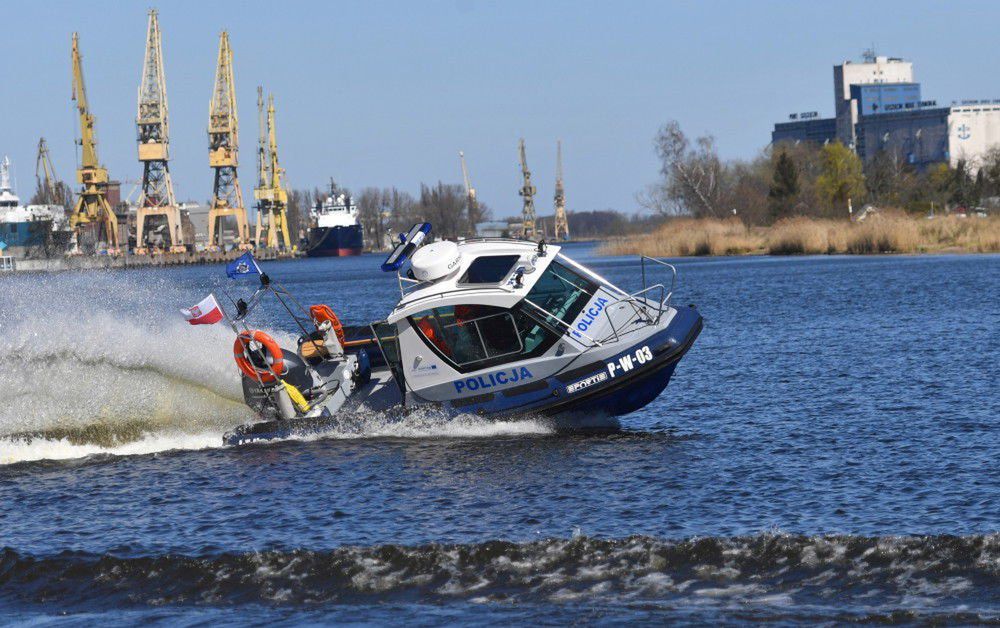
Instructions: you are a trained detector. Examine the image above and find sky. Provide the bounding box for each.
[1,0,997,218]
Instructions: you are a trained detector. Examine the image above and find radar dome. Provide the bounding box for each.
[410,240,462,282]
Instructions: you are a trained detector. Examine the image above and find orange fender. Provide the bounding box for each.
[309,304,346,346]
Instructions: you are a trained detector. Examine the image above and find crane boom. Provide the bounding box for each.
[135,9,184,254]
[518,138,537,240]
[35,137,63,206]
[206,31,249,250]
[69,32,119,253]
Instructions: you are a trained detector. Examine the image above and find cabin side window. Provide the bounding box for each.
[409,303,560,373]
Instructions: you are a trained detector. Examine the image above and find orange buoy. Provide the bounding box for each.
[233,330,284,383]
[309,304,346,346]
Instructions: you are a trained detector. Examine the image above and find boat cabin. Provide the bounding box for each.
[372,238,650,404]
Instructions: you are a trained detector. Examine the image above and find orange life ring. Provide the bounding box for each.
[309,304,346,346]
[233,330,284,383]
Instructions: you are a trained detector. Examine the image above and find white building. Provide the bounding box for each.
[834,54,914,147]
[776,52,1000,173]
[855,102,1000,173]
[947,104,1000,169]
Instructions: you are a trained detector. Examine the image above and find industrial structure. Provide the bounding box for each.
[833,53,915,147]
[34,138,64,206]
[518,138,537,240]
[135,9,184,254]
[253,88,291,250]
[459,150,478,220]
[206,31,249,250]
[69,33,120,254]
[772,51,1000,173]
[553,140,569,240]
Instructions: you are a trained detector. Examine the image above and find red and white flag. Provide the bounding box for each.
[180,294,224,325]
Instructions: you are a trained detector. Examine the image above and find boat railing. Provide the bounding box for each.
[397,271,424,297]
[640,256,676,305]
[596,257,676,343]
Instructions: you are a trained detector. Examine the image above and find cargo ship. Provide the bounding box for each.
[0,156,71,255]
[304,184,363,257]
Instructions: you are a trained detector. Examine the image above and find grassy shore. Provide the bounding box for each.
[600,214,1000,257]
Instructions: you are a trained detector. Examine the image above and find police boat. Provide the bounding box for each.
[223,223,702,444]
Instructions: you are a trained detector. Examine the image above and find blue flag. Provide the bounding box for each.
[226,252,261,279]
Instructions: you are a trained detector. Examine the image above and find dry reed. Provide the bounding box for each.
[600,214,1000,257]
[601,218,763,257]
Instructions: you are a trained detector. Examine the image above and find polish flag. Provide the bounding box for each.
[180,294,224,325]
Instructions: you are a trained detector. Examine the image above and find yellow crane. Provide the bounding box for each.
[135,9,184,254]
[253,86,270,247]
[207,31,249,251]
[253,89,291,250]
[266,94,291,250]
[518,138,537,240]
[553,140,569,240]
[70,33,119,254]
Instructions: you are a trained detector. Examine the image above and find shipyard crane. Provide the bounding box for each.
[207,31,249,251]
[135,9,184,254]
[266,94,292,250]
[253,89,291,250]
[70,33,120,253]
[35,137,66,206]
[253,86,270,247]
[518,138,537,240]
[459,150,478,216]
[553,140,569,240]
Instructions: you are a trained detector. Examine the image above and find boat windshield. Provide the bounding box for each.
[524,260,597,327]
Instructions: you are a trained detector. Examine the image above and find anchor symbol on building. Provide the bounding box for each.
[957,124,971,140]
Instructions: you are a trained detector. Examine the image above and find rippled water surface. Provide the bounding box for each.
[1,245,997,624]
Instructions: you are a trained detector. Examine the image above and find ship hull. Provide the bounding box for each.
[0,220,53,247]
[305,224,363,257]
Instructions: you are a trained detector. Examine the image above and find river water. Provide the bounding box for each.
[0,244,997,624]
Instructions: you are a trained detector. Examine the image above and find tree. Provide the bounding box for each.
[816,142,865,213]
[357,187,385,249]
[383,187,419,237]
[286,189,313,244]
[467,196,491,232]
[768,150,799,220]
[979,147,1000,199]
[947,160,975,207]
[864,150,903,206]
[30,180,73,208]
[648,120,725,218]
[416,182,467,239]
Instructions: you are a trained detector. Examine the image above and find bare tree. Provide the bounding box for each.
[416,182,467,239]
[286,189,314,244]
[357,187,386,249]
[653,121,724,218]
[383,187,419,238]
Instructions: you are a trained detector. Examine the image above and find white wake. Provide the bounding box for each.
[0,271,555,465]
